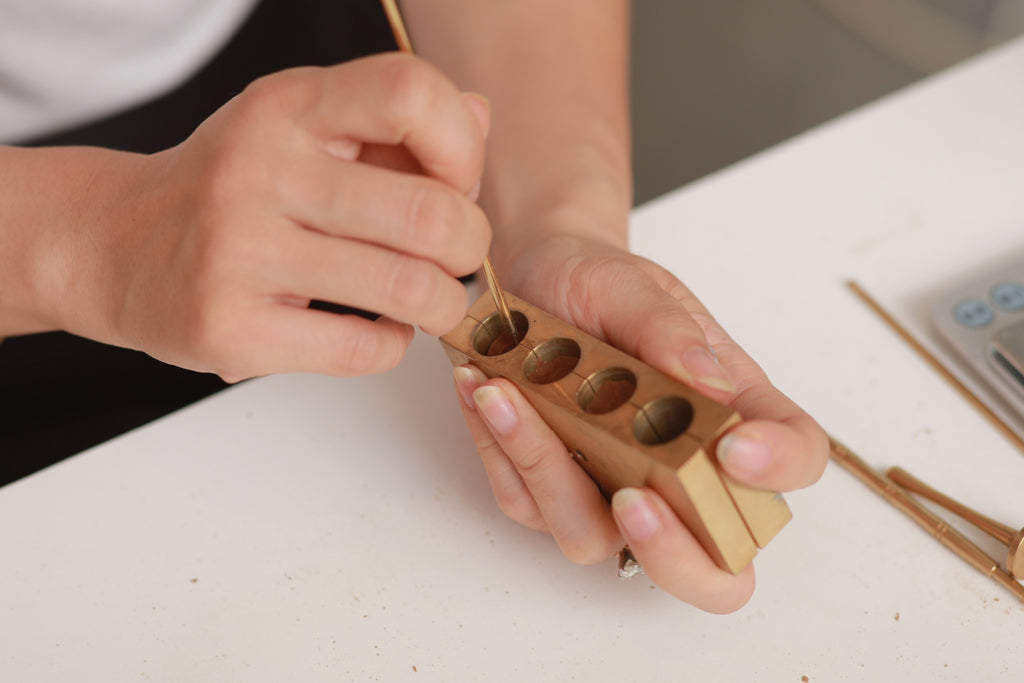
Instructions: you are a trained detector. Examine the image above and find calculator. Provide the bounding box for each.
[933,262,1024,422]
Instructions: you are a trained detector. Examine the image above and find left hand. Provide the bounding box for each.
[451,232,828,613]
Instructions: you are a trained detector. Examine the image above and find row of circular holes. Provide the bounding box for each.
[471,311,694,445]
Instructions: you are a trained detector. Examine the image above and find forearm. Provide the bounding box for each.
[402,0,633,269]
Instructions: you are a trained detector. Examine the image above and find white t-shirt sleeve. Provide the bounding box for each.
[0,0,261,142]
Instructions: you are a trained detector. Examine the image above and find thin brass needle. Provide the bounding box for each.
[481,258,516,338]
[380,0,414,52]
[828,437,1024,602]
[379,0,519,344]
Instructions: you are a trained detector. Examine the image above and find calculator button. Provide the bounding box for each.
[991,282,1024,311]
[953,299,994,328]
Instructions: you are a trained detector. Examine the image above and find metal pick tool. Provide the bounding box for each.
[379,0,520,345]
[887,466,1024,579]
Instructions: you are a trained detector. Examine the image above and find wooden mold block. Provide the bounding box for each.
[440,291,791,575]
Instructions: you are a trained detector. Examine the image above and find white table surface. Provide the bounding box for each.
[4,37,1024,683]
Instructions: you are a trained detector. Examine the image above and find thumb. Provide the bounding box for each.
[584,266,735,400]
[462,92,491,139]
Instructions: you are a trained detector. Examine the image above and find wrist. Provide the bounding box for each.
[485,176,631,276]
[0,146,69,336]
[0,145,153,341]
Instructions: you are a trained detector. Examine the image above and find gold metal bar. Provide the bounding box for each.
[441,290,791,574]
[886,466,1016,544]
[845,280,1024,455]
[379,0,519,344]
[829,437,1024,602]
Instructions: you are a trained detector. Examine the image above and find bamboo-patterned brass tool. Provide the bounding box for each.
[887,466,1024,579]
[829,437,1024,602]
[441,291,792,574]
[380,0,519,344]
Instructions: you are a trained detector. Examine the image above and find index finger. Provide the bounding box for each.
[291,54,487,194]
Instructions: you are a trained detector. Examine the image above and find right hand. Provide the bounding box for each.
[25,53,491,381]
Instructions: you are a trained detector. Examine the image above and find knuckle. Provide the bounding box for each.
[384,257,437,313]
[384,259,466,334]
[494,488,545,531]
[236,66,317,119]
[334,330,392,376]
[509,442,551,484]
[406,185,459,251]
[381,56,441,122]
[237,73,279,112]
[187,72,323,205]
[227,78,284,133]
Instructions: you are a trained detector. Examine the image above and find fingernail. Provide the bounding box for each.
[612,488,660,541]
[462,92,491,138]
[453,365,487,409]
[717,433,773,477]
[678,348,735,394]
[467,180,482,202]
[325,137,362,161]
[473,385,518,434]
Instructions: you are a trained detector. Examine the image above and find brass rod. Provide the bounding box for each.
[481,258,517,340]
[829,437,1024,602]
[886,466,1016,544]
[380,0,519,344]
[380,0,414,52]
[845,280,1024,455]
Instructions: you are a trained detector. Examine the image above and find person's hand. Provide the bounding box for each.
[452,233,828,613]
[19,53,491,381]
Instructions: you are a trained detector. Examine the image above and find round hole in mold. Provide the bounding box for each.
[632,396,695,445]
[471,310,530,356]
[523,337,581,384]
[577,367,637,415]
